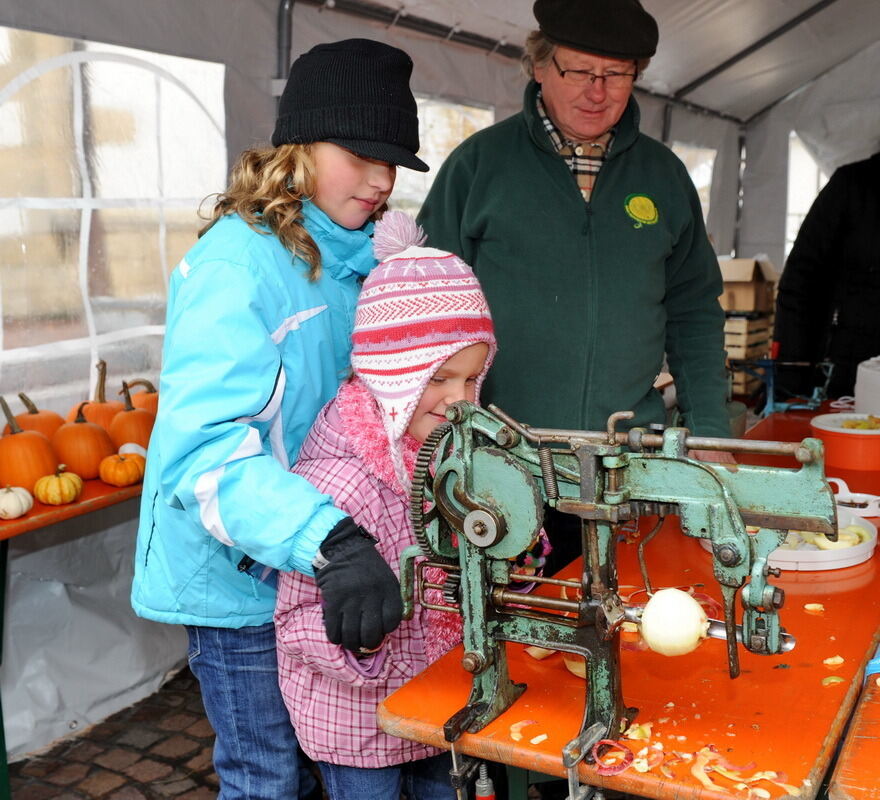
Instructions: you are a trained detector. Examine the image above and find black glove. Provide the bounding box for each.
[313,517,403,652]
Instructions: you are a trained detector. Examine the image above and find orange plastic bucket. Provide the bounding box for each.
[810,413,880,471]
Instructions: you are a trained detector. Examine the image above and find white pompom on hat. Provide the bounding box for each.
[352,210,497,485]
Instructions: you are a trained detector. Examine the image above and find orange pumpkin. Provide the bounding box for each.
[0,396,59,493]
[125,378,159,416]
[109,382,155,450]
[34,465,83,505]
[67,359,125,431]
[52,402,116,480]
[2,393,65,439]
[98,452,146,487]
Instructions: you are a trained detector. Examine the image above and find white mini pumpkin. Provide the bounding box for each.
[0,486,34,520]
[118,442,148,459]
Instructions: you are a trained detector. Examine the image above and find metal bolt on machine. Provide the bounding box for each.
[399,402,837,798]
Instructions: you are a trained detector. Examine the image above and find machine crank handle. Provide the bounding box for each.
[705,618,796,653]
[399,545,422,620]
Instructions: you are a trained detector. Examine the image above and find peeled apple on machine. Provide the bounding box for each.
[34,465,83,506]
[0,486,34,519]
[639,587,710,656]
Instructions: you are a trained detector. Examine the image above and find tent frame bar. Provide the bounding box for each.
[289,0,744,125]
[674,0,842,100]
[297,0,523,59]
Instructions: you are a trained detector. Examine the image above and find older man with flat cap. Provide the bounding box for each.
[418,0,731,574]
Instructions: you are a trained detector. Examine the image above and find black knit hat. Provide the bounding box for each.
[272,38,428,172]
[533,0,659,60]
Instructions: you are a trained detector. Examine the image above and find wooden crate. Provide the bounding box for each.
[724,313,772,360]
[730,370,761,394]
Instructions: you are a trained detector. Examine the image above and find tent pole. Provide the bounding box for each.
[276,0,297,106]
[661,103,673,145]
[732,129,747,257]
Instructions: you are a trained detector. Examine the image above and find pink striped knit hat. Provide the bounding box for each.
[352,210,496,485]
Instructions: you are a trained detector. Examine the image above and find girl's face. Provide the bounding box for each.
[311,142,396,230]
[407,343,490,443]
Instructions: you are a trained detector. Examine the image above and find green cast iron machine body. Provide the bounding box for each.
[400,402,835,770]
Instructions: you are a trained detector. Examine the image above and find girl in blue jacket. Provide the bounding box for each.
[131,39,429,799]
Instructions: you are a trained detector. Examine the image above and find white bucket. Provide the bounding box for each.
[854,356,880,414]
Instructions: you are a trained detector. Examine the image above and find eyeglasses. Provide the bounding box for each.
[551,55,636,88]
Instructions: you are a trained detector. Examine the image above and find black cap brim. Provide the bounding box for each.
[325,138,429,173]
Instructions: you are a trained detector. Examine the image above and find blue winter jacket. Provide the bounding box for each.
[131,202,375,627]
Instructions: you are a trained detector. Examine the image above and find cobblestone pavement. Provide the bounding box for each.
[10,667,220,799]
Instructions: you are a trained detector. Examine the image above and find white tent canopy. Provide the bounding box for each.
[4,0,879,266]
[1,0,878,761]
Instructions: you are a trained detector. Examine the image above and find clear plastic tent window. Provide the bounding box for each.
[0,27,226,409]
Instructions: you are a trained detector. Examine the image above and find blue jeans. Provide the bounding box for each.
[186,623,319,800]
[318,752,454,800]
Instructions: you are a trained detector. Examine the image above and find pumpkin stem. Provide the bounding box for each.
[120,381,136,412]
[74,401,90,423]
[18,392,40,415]
[126,378,157,395]
[0,396,23,434]
[95,359,108,403]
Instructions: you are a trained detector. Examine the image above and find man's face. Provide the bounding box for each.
[533,46,636,142]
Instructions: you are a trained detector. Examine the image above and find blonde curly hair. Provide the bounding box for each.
[200,144,385,281]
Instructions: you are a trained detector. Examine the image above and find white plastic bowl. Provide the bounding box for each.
[699,508,877,572]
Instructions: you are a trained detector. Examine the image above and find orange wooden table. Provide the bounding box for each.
[0,480,142,800]
[0,479,142,542]
[377,414,880,800]
[828,678,880,800]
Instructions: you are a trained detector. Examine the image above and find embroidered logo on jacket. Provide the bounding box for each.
[624,194,659,228]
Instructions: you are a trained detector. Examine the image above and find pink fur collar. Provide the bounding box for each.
[335,377,420,497]
[336,377,463,660]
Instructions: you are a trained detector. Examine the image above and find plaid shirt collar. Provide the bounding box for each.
[537,89,614,169]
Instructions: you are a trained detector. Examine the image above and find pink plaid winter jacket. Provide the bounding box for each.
[275,377,461,768]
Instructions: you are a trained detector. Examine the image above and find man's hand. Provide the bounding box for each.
[313,517,403,652]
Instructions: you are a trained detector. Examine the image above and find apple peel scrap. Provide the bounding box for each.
[509,719,539,742]
[690,747,802,796]
[623,722,653,740]
[822,655,844,668]
[803,603,825,615]
[524,645,557,660]
[590,739,635,776]
[574,723,804,796]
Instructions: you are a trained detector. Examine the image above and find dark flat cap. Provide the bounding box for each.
[533,0,659,59]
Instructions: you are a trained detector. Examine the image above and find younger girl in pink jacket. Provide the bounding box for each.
[275,211,506,799]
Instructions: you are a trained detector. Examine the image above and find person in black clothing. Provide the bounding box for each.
[774,150,880,399]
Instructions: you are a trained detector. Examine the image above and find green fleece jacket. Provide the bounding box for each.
[418,81,729,437]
